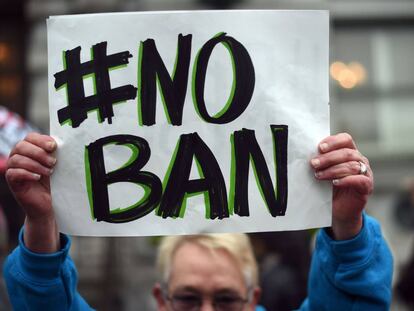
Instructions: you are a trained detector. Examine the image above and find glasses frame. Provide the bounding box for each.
[162,283,252,311]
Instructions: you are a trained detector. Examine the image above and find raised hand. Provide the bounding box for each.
[311,133,373,240]
[6,133,59,252]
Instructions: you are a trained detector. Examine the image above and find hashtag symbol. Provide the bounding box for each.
[54,41,137,128]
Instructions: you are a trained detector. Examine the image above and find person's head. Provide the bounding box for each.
[152,233,261,311]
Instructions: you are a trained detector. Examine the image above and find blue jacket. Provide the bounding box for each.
[3,215,392,310]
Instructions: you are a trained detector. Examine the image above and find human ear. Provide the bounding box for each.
[247,286,262,310]
[152,283,168,311]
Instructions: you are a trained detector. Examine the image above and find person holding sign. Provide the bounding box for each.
[3,132,392,310]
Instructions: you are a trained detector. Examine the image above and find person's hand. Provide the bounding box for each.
[5,133,59,253]
[311,133,373,240]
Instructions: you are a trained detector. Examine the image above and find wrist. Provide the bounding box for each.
[330,214,363,241]
[24,216,60,253]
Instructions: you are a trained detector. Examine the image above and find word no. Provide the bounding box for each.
[54,33,255,128]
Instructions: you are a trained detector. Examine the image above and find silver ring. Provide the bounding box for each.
[359,161,368,175]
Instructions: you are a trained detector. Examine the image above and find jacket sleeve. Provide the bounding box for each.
[299,214,393,311]
[3,229,93,311]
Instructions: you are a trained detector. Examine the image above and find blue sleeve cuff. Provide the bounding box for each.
[317,214,381,267]
[16,228,72,281]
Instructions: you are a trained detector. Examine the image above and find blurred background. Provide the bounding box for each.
[1,0,414,310]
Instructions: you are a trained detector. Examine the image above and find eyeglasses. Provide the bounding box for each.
[166,292,249,311]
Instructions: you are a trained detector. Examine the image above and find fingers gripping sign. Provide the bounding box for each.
[312,132,373,190]
[6,133,57,216]
[311,133,374,240]
[5,133,60,253]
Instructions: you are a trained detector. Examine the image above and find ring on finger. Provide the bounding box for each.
[358,161,368,175]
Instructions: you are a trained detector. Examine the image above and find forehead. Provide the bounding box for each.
[168,241,247,294]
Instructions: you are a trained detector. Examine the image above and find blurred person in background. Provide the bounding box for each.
[394,178,414,308]
[2,132,393,310]
[393,178,414,230]
[249,230,312,310]
[0,106,38,250]
[0,106,36,311]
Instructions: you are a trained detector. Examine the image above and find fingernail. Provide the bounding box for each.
[47,141,57,151]
[311,158,320,168]
[315,171,322,178]
[333,179,340,185]
[33,173,41,180]
[320,143,329,152]
[49,168,54,175]
[48,157,57,166]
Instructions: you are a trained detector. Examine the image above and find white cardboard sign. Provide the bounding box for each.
[47,10,331,236]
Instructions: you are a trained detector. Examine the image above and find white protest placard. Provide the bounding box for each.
[47,10,331,236]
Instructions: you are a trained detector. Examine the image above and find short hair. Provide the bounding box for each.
[156,233,258,288]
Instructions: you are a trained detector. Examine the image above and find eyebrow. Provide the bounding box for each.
[172,286,242,296]
[172,286,201,294]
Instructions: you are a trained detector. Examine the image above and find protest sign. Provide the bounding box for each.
[47,10,331,236]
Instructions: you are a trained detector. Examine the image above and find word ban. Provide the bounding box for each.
[85,126,288,223]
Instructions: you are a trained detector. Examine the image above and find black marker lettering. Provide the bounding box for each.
[157,132,228,219]
[193,32,255,124]
[139,34,192,125]
[231,126,288,217]
[55,42,137,128]
[85,134,162,223]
